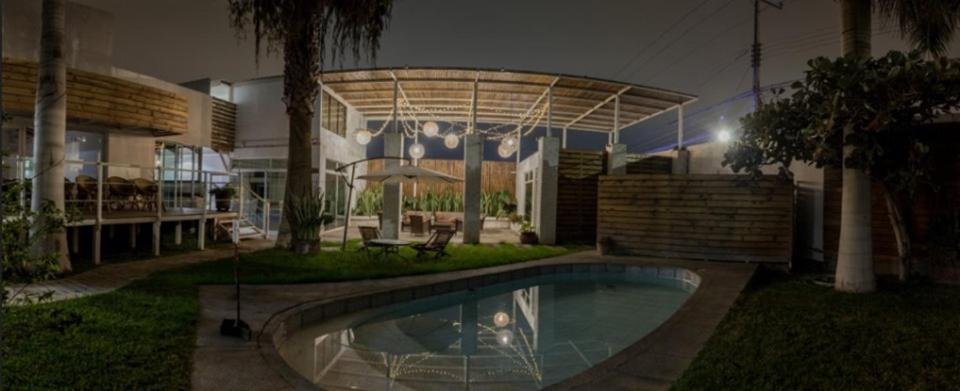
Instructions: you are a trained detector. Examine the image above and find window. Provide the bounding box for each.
[321,91,348,138]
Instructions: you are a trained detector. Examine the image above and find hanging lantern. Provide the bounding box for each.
[496,329,514,346]
[498,143,514,158]
[422,121,439,138]
[444,133,460,149]
[409,143,426,159]
[354,129,373,145]
[493,312,510,327]
[504,136,517,148]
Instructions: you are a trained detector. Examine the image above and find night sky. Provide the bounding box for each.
[72,0,960,157]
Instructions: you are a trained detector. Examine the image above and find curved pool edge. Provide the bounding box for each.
[253,256,754,391]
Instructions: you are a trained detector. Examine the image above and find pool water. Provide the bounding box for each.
[279,269,695,390]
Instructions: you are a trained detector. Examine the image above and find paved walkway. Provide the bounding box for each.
[6,239,274,304]
[192,252,755,391]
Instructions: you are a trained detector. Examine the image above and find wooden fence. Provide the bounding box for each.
[211,98,237,152]
[367,159,515,197]
[597,174,794,263]
[1,59,188,136]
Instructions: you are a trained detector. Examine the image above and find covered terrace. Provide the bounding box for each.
[319,67,696,244]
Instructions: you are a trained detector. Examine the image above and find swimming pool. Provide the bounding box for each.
[278,266,698,390]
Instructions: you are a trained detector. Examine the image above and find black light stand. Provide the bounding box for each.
[219,239,251,340]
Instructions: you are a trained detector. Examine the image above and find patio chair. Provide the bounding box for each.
[412,228,455,260]
[409,213,429,236]
[359,226,381,254]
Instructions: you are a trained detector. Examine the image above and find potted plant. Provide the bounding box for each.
[519,220,538,245]
[209,186,237,212]
[288,194,333,255]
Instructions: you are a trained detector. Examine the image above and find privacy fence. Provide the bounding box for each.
[367,159,515,197]
[597,174,794,263]
[556,150,673,243]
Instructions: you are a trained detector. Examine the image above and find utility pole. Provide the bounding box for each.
[752,0,783,110]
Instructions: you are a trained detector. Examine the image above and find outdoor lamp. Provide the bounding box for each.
[717,128,732,143]
[497,329,514,346]
[354,129,373,145]
[409,143,426,159]
[444,133,460,149]
[422,121,439,137]
[493,311,510,327]
[498,143,514,158]
[504,136,517,148]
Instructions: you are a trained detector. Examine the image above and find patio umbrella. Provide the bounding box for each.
[357,165,462,185]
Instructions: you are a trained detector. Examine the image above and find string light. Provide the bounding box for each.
[409,143,425,159]
[422,121,439,137]
[354,129,373,145]
[444,133,460,149]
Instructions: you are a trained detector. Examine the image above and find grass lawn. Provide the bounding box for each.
[674,272,960,391]
[4,242,582,390]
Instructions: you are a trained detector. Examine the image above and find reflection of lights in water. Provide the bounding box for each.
[497,329,514,345]
[493,311,510,327]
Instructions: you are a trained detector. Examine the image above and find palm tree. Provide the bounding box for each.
[835,0,960,292]
[228,1,392,249]
[31,0,70,272]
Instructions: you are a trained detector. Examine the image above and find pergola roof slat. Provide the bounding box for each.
[319,67,695,133]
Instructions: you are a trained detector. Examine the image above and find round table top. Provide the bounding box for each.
[369,239,412,246]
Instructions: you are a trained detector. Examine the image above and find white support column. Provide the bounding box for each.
[94,161,103,265]
[316,80,325,198]
[613,95,621,144]
[561,128,568,149]
[154,164,163,257]
[174,222,182,245]
[382,79,403,239]
[129,224,137,249]
[471,77,479,133]
[463,134,484,244]
[199,174,207,250]
[546,87,553,138]
[673,104,690,175]
[536,137,560,245]
[153,221,161,257]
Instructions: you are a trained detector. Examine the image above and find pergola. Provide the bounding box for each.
[317,68,697,244]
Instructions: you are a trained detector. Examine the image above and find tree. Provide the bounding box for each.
[833,0,960,292]
[229,0,392,250]
[31,0,70,272]
[725,51,960,286]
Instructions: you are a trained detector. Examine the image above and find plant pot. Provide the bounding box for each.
[520,231,539,245]
[293,240,319,255]
[215,197,231,212]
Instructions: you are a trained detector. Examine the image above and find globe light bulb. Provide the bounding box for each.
[444,133,460,149]
[496,329,514,346]
[422,121,439,138]
[409,143,426,159]
[498,143,514,158]
[493,312,510,327]
[355,129,373,145]
[504,136,517,147]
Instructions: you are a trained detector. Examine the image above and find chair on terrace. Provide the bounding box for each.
[412,228,455,260]
[359,226,381,254]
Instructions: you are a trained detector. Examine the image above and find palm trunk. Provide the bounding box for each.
[276,9,321,250]
[879,182,911,281]
[834,0,874,292]
[31,0,70,272]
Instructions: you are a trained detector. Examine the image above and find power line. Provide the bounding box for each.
[611,0,717,79]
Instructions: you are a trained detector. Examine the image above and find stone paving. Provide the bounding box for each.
[5,239,274,304]
[192,252,755,391]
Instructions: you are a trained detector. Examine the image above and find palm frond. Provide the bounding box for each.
[875,0,960,56]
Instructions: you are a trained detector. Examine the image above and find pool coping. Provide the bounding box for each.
[191,252,755,391]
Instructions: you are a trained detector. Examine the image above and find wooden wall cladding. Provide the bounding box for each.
[557,150,604,243]
[626,155,673,174]
[367,159,516,197]
[597,174,794,263]
[1,59,188,136]
[211,98,237,152]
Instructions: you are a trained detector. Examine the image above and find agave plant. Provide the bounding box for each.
[353,187,383,216]
[287,193,332,253]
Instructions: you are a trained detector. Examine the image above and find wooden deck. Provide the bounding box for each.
[66,207,238,227]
